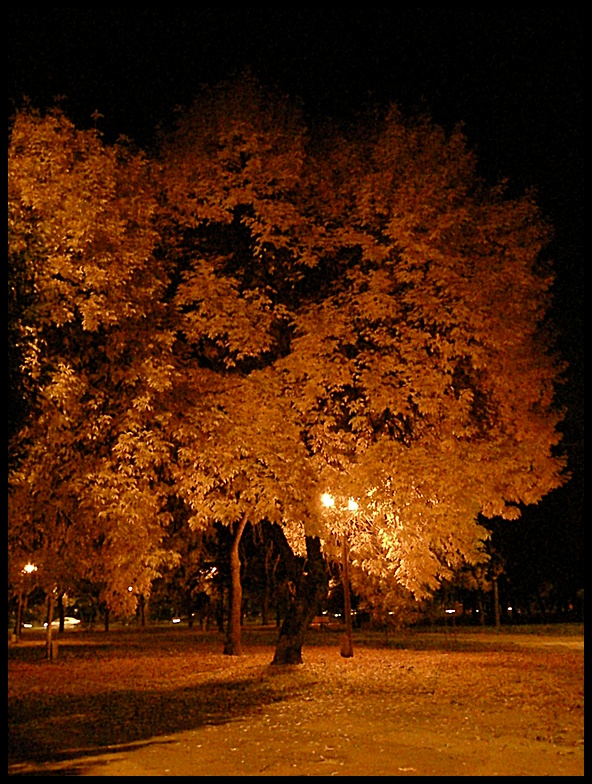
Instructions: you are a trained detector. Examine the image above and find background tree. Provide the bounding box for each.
[150,519,220,627]
[8,108,178,625]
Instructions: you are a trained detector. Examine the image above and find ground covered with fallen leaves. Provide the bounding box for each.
[8,623,584,776]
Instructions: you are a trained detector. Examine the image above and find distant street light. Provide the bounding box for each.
[13,562,39,642]
[321,493,357,658]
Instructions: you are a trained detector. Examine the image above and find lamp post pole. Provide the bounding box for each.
[340,530,354,658]
[321,493,356,658]
[13,563,38,643]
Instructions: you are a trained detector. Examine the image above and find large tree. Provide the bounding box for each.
[9,83,566,665]
[8,108,178,625]
[280,108,565,600]
[276,108,566,638]
[156,81,565,662]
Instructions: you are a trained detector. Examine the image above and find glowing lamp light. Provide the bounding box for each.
[23,563,37,574]
[321,494,359,513]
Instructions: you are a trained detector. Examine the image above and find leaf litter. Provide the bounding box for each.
[8,625,584,776]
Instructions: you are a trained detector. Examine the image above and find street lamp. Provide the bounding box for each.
[321,493,335,509]
[13,563,39,642]
[322,494,357,658]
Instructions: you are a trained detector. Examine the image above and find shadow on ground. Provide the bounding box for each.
[9,672,294,776]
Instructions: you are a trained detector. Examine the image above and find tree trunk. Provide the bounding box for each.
[13,590,24,641]
[223,512,250,656]
[477,594,486,626]
[216,588,225,633]
[492,576,501,630]
[261,591,269,626]
[272,535,329,666]
[57,592,65,633]
[45,591,58,661]
[261,542,276,626]
[138,594,148,627]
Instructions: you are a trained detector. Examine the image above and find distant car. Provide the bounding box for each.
[44,616,81,628]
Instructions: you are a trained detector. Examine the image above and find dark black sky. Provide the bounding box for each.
[8,14,581,278]
[8,10,583,594]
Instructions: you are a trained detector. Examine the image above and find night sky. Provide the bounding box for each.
[8,10,583,601]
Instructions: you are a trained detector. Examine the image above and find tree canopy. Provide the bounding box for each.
[8,78,566,633]
[8,108,176,612]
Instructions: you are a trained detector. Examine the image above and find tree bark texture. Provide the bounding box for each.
[45,591,58,661]
[57,592,65,633]
[272,534,329,665]
[223,512,250,655]
[14,590,24,640]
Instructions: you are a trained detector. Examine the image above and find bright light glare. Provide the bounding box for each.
[23,563,37,574]
[348,498,359,512]
[172,617,181,624]
[321,493,335,508]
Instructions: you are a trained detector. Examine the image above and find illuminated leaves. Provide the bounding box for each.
[175,260,277,364]
[9,110,161,336]
[8,108,175,611]
[275,105,566,595]
[8,80,567,612]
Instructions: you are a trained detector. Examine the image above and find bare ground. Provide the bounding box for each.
[8,625,584,777]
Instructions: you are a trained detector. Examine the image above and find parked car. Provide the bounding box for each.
[44,616,81,628]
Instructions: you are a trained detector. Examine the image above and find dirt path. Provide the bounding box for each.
[9,633,583,777]
[61,693,583,777]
